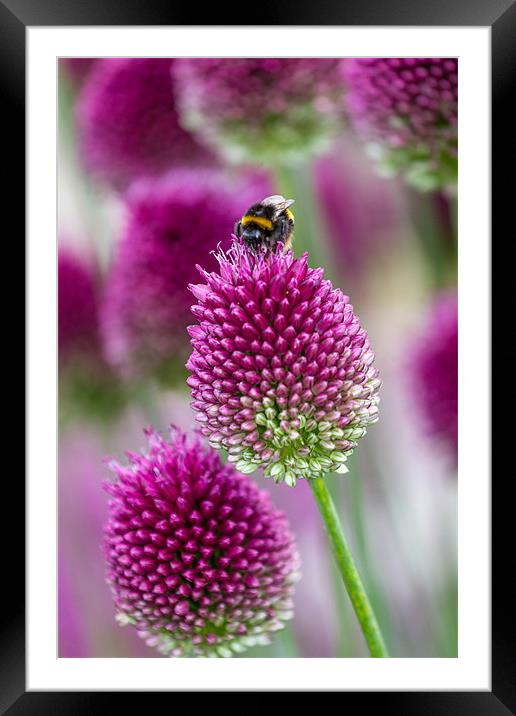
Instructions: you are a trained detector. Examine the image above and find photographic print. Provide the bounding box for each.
[57,56,458,660]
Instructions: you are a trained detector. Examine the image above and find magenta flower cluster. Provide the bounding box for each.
[101,169,270,381]
[173,58,346,163]
[103,427,299,657]
[187,240,381,486]
[343,58,458,191]
[77,58,213,188]
[408,292,458,458]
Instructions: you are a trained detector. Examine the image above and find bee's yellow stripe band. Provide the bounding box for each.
[241,215,274,231]
[285,209,294,221]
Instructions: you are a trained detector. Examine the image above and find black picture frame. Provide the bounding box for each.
[6,0,511,710]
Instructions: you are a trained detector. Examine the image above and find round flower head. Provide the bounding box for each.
[101,169,271,382]
[173,58,346,164]
[408,292,458,458]
[187,240,381,487]
[77,58,214,188]
[343,58,458,191]
[103,427,299,657]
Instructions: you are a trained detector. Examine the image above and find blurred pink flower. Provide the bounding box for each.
[407,291,458,459]
[60,58,98,87]
[58,555,89,657]
[59,425,154,657]
[101,169,271,382]
[258,478,339,656]
[77,58,215,188]
[313,139,404,280]
[174,58,346,163]
[59,244,126,425]
[343,58,458,191]
[58,246,100,364]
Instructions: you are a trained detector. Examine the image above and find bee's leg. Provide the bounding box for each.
[280,221,293,252]
[234,221,242,237]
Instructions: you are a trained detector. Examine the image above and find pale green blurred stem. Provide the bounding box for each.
[134,380,164,429]
[346,466,394,651]
[59,72,113,270]
[409,189,457,289]
[325,475,357,657]
[272,161,334,277]
[310,476,389,658]
[278,623,299,657]
[328,543,357,657]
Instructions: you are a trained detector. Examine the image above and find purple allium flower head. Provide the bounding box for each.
[77,58,214,188]
[343,58,458,191]
[407,291,458,458]
[59,246,100,363]
[187,240,381,487]
[173,59,346,163]
[101,169,271,381]
[103,427,299,657]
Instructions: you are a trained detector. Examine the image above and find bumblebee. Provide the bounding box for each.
[234,195,295,253]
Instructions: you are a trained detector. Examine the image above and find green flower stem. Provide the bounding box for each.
[278,623,300,657]
[341,448,394,649]
[432,191,458,270]
[409,189,457,289]
[310,476,389,658]
[323,474,357,657]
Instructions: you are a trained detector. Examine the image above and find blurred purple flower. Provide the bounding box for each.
[103,427,300,657]
[174,59,346,163]
[59,426,151,657]
[258,478,338,656]
[60,58,98,87]
[58,555,89,657]
[407,292,458,458]
[101,169,271,382]
[343,58,458,191]
[58,246,100,364]
[77,58,214,188]
[313,139,404,279]
[59,244,127,424]
[187,239,381,486]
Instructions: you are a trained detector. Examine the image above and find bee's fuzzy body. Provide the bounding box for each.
[235,195,295,253]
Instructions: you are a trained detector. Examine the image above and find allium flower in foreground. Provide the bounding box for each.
[408,292,458,458]
[77,58,214,188]
[187,240,381,486]
[103,428,299,657]
[173,59,346,163]
[343,58,458,191]
[101,170,270,381]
